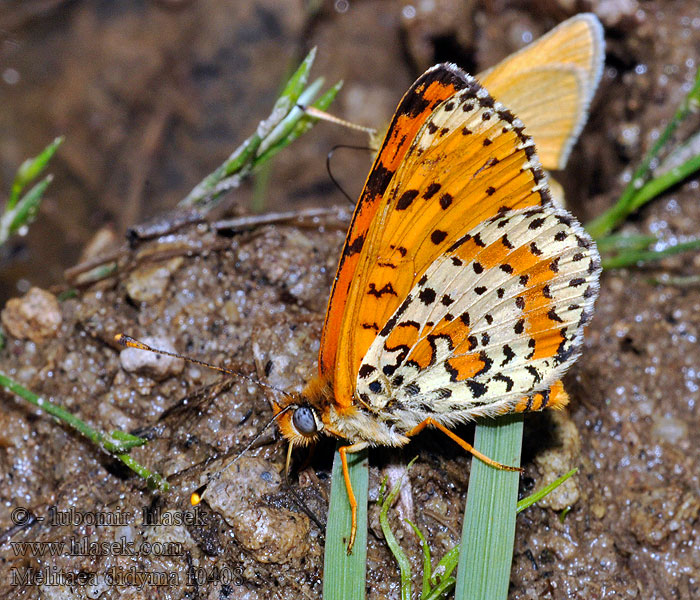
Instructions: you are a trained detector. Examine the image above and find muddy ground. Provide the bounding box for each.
[1,1,699,599]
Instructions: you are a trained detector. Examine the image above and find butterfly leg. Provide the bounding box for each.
[338,442,369,554]
[405,418,521,471]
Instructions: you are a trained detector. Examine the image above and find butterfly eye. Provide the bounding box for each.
[292,406,317,436]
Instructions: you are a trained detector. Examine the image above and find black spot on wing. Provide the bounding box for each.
[340,232,364,258]
[501,344,515,365]
[363,163,393,199]
[525,365,541,384]
[368,282,398,298]
[475,351,492,376]
[547,307,563,323]
[439,193,453,209]
[405,383,421,396]
[431,230,448,244]
[423,182,441,199]
[397,189,419,210]
[493,373,514,392]
[419,287,437,305]
[467,380,488,398]
[359,365,376,379]
[550,257,560,272]
[379,296,412,336]
[368,381,382,393]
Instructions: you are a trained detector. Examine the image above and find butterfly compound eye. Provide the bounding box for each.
[292,406,317,436]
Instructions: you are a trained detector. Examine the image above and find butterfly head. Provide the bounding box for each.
[272,374,336,447]
[274,401,324,447]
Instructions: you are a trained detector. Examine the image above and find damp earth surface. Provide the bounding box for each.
[1,1,700,598]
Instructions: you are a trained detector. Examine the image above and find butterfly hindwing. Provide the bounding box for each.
[356,205,600,429]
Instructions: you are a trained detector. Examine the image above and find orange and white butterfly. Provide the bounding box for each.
[271,14,604,550]
[117,14,605,553]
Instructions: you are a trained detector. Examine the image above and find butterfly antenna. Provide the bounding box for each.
[189,405,294,506]
[299,105,377,136]
[114,334,294,403]
[296,104,378,206]
[326,144,375,205]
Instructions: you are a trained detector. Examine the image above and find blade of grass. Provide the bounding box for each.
[6,175,53,233]
[601,238,700,269]
[323,444,368,600]
[595,233,658,255]
[586,67,700,239]
[455,415,523,600]
[9,136,63,209]
[627,152,700,212]
[379,457,419,600]
[2,138,62,245]
[405,520,432,598]
[431,544,459,588]
[0,371,168,491]
[180,47,341,211]
[516,467,578,513]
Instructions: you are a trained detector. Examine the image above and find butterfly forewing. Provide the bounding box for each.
[332,66,553,406]
[318,65,469,400]
[477,13,604,169]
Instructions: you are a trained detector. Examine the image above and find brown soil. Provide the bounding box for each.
[1,1,700,599]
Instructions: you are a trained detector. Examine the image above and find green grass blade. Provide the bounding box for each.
[455,414,523,600]
[0,371,168,490]
[601,238,700,269]
[432,544,460,586]
[276,46,316,108]
[595,233,657,254]
[9,136,63,208]
[629,152,700,211]
[586,67,700,239]
[406,520,432,597]
[516,467,578,513]
[8,175,53,234]
[323,445,368,600]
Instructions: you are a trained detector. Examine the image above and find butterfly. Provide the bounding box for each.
[116,13,604,553]
[271,13,604,552]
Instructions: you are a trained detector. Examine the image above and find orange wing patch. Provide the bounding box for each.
[319,66,465,384]
[477,13,605,169]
